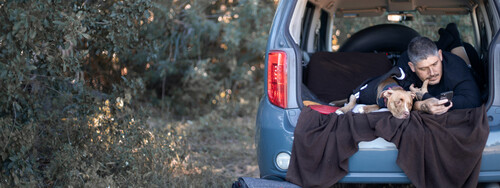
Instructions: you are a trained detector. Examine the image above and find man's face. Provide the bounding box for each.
[408,50,443,85]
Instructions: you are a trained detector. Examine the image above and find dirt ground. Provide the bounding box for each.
[150,114,259,187]
[183,116,260,180]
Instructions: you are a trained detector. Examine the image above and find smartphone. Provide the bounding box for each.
[440,91,453,106]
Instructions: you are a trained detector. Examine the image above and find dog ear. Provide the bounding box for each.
[382,90,394,98]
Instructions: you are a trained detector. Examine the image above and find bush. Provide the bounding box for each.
[143,0,274,117]
[0,0,186,187]
[0,0,276,186]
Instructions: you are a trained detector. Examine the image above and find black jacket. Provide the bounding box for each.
[396,51,481,109]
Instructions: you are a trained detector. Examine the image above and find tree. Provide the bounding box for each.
[144,0,277,116]
[0,0,277,186]
[0,1,181,186]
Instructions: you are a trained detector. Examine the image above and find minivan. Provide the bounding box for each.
[255,0,500,186]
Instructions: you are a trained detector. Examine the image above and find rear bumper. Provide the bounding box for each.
[256,99,500,183]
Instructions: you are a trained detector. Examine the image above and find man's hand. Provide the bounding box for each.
[414,97,453,115]
[410,80,429,101]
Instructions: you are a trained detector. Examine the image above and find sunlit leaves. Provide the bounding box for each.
[0,0,277,186]
[0,0,175,187]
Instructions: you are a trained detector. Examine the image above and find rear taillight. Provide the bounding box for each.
[267,50,287,108]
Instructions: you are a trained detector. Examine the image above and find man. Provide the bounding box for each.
[396,36,481,115]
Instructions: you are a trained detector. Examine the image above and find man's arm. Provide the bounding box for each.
[448,76,481,109]
[410,79,453,115]
[445,54,482,109]
[412,53,481,110]
[413,98,453,115]
[414,67,480,110]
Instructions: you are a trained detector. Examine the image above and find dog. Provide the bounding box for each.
[336,76,415,119]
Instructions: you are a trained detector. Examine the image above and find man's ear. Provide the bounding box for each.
[408,62,415,72]
[438,49,443,61]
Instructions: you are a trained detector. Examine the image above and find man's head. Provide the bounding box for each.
[407,36,443,85]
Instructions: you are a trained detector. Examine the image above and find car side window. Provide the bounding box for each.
[313,9,330,52]
[300,2,315,52]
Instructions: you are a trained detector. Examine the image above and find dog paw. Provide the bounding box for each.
[359,107,365,113]
[335,109,344,115]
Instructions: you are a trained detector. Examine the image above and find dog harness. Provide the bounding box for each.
[353,66,405,108]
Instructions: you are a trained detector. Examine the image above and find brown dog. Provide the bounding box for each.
[337,77,415,119]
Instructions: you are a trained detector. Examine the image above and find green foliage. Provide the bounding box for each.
[143,0,275,116]
[0,0,185,187]
[0,0,276,186]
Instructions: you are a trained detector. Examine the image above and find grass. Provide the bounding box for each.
[149,110,259,187]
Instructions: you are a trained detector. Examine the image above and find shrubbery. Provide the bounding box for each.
[0,0,275,186]
[144,0,273,116]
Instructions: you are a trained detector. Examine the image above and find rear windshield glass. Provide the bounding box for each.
[332,12,474,51]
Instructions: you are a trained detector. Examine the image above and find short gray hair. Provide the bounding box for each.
[407,36,439,65]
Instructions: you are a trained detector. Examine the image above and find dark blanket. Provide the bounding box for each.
[286,106,489,188]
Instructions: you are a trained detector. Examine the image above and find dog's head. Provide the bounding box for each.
[382,90,415,119]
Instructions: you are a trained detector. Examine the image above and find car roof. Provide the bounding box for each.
[309,0,474,17]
